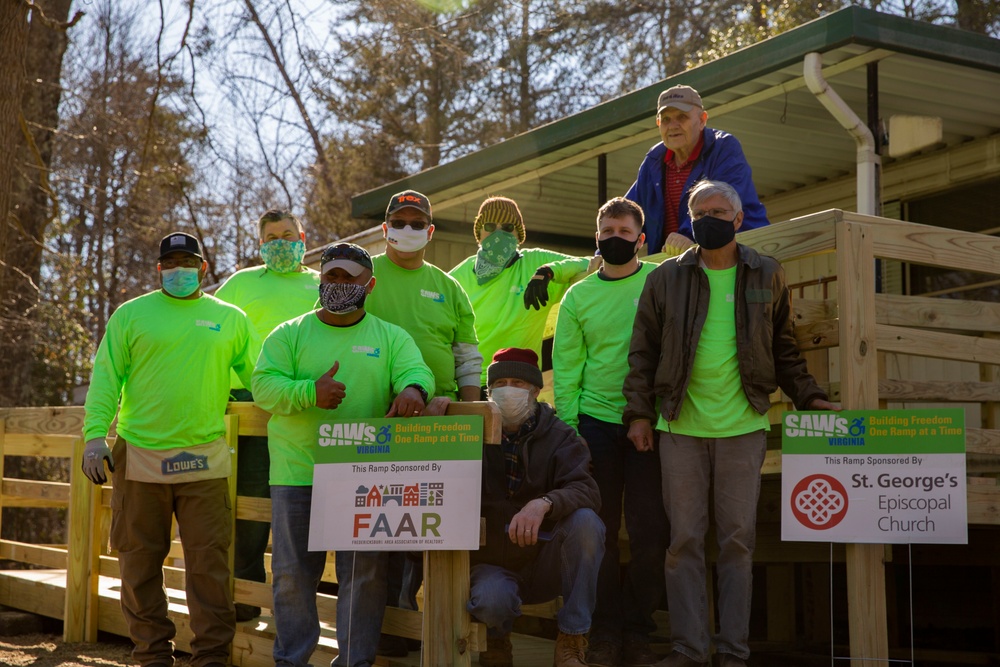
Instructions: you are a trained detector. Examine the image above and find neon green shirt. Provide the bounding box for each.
[658,266,769,437]
[553,262,656,431]
[251,311,435,486]
[215,265,321,389]
[450,247,590,384]
[83,291,256,449]
[365,254,478,399]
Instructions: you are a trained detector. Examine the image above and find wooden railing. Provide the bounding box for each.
[0,210,998,665]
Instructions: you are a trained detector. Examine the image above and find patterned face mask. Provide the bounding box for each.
[474,231,518,285]
[319,280,370,315]
[260,238,306,274]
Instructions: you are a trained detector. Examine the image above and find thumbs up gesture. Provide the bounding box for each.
[315,361,347,410]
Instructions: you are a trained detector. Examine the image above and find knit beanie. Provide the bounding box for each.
[487,347,543,388]
[474,196,526,244]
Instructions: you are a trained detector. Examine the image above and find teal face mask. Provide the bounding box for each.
[474,231,518,285]
[161,267,202,297]
[260,238,305,273]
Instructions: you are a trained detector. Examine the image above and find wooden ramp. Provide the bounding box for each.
[2,213,1000,665]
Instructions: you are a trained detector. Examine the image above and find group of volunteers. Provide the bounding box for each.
[79,84,837,667]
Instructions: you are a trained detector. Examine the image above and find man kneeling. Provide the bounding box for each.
[469,348,605,667]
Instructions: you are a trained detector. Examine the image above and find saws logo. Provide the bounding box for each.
[318,422,393,453]
[784,413,866,446]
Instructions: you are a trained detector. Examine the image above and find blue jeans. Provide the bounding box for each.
[579,414,668,642]
[467,508,605,636]
[659,430,766,663]
[271,486,390,667]
[271,486,326,667]
[231,389,270,589]
[271,486,389,667]
[334,550,389,666]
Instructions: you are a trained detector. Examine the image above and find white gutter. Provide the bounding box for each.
[803,52,880,216]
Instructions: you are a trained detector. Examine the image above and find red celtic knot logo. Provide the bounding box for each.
[791,474,848,530]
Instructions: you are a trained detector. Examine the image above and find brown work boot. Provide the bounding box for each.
[622,634,659,666]
[585,637,620,666]
[479,632,513,667]
[554,632,588,667]
[654,651,708,666]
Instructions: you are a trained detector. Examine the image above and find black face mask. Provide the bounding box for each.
[597,235,640,266]
[691,215,736,250]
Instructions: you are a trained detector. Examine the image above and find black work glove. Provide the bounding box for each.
[523,266,554,310]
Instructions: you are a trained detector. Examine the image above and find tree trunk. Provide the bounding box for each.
[0,0,72,408]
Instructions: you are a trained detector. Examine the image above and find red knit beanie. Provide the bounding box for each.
[487,347,543,388]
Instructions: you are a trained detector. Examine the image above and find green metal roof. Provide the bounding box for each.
[352,6,1000,242]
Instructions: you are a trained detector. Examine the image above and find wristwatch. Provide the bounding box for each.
[540,495,554,510]
[406,384,429,404]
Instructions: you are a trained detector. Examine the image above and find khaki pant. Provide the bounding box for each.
[110,438,235,667]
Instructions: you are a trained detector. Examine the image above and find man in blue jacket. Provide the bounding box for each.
[625,84,769,255]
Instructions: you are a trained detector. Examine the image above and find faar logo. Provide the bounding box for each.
[352,345,381,358]
[791,474,849,530]
[196,320,222,332]
[162,451,209,475]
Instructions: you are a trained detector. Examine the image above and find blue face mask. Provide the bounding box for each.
[161,266,202,297]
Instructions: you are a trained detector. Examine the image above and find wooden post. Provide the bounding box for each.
[225,415,240,611]
[64,434,94,641]
[422,550,475,666]
[836,221,888,666]
[417,402,500,665]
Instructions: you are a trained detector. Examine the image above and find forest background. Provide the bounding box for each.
[0,0,996,543]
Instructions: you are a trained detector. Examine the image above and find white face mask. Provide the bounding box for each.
[386,225,430,253]
[490,386,535,426]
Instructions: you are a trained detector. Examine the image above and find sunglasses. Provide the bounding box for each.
[388,220,429,231]
[483,222,517,233]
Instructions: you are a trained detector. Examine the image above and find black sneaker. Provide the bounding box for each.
[234,603,261,622]
[377,633,409,657]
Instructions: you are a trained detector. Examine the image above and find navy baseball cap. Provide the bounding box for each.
[158,232,203,259]
[320,243,374,277]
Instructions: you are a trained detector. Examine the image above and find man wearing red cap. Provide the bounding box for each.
[365,189,482,654]
[82,231,257,667]
[470,347,604,667]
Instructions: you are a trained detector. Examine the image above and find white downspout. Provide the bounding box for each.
[803,52,880,216]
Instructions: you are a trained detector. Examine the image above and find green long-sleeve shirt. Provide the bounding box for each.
[251,311,434,486]
[450,247,589,384]
[214,265,320,389]
[83,291,256,448]
[553,263,657,431]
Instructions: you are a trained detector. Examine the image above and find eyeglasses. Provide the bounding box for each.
[388,220,429,231]
[691,208,734,219]
[482,222,517,233]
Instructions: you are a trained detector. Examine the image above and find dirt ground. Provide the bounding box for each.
[0,632,203,667]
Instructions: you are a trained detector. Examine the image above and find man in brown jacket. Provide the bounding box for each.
[623,180,838,667]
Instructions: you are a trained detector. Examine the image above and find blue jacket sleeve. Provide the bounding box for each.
[626,144,667,255]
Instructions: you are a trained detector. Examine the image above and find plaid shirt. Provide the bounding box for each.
[500,407,539,498]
